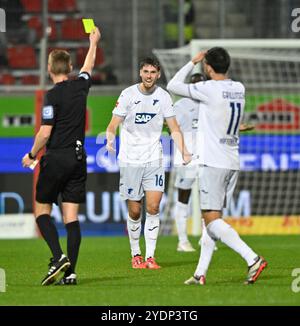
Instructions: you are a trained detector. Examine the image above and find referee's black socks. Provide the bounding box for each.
[36,214,63,262]
[65,221,81,276]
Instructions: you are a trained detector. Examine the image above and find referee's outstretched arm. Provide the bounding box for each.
[80,27,101,76]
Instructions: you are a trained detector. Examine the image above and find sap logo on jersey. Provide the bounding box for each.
[135,113,156,124]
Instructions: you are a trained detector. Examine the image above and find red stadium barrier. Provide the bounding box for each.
[33,89,45,214]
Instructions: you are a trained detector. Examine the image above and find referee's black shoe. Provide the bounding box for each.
[41,254,71,286]
[55,273,77,285]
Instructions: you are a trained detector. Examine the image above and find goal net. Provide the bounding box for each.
[154,39,300,236]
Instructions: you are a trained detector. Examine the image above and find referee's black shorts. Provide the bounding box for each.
[36,148,87,205]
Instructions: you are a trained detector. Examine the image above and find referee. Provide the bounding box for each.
[22,27,101,286]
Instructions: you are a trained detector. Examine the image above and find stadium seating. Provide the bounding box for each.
[49,0,77,12]
[21,75,40,85]
[7,46,37,69]
[61,18,87,40]
[0,74,16,85]
[21,0,77,13]
[8,0,107,85]
[21,0,41,13]
[28,17,57,40]
[76,47,104,67]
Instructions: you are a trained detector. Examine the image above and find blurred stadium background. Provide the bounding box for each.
[0,0,300,306]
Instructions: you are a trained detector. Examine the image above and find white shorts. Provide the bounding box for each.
[198,165,238,210]
[174,165,198,190]
[119,160,165,201]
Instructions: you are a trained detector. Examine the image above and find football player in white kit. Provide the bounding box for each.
[173,73,250,253]
[173,73,203,252]
[168,47,267,285]
[106,57,191,269]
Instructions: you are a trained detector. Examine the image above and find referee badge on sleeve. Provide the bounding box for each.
[78,72,89,80]
[42,105,54,119]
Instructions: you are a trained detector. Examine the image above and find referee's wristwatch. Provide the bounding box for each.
[28,152,36,160]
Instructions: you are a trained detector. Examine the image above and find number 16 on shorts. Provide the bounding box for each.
[155,174,164,187]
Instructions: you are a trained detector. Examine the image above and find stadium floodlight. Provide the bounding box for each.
[154,39,300,236]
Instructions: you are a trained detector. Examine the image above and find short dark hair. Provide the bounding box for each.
[190,73,206,83]
[139,57,161,71]
[48,49,72,75]
[204,47,230,74]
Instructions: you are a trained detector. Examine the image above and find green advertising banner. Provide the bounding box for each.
[1,93,300,137]
[0,95,118,137]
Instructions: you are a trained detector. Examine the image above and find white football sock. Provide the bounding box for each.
[174,201,189,243]
[194,222,216,277]
[127,214,142,257]
[207,219,257,266]
[144,212,160,259]
[199,218,206,244]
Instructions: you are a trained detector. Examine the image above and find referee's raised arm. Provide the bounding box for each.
[80,27,101,76]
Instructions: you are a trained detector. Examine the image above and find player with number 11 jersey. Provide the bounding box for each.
[168,61,245,171]
[167,47,267,286]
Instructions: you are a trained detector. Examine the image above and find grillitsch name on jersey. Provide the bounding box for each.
[135,113,156,124]
[222,91,244,100]
[219,135,239,146]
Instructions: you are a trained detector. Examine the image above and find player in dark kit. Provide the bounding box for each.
[22,27,101,286]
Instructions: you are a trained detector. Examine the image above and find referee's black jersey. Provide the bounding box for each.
[41,71,92,149]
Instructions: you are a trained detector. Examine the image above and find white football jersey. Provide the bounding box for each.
[167,61,245,170]
[173,97,199,166]
[112,84,175,164]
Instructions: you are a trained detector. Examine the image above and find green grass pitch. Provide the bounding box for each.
[0,235,299,306]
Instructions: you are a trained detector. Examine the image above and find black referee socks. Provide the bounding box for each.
[65,221,81,275]
[36,214,63,261]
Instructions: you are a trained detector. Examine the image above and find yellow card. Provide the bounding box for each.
[82,18,95,33]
